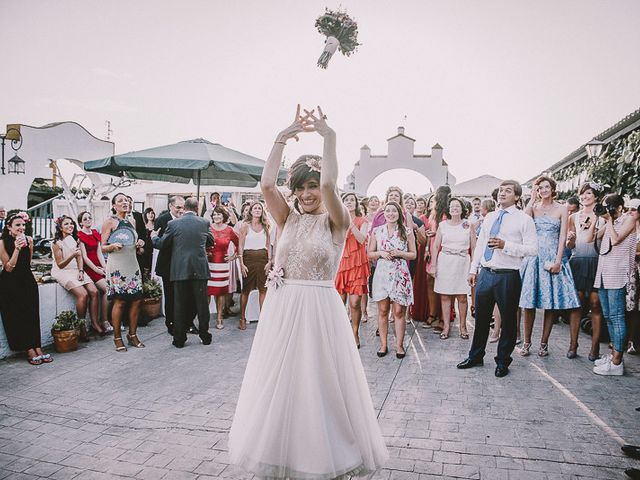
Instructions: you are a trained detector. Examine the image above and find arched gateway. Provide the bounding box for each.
[343,127,456,196]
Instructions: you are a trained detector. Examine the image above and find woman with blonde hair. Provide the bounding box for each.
[238,201,271,329]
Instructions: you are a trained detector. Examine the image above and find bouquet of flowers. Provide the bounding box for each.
[315,8,360,69]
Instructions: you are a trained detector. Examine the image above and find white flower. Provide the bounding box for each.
[265,267,285,290]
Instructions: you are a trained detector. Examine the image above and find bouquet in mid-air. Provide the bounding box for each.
[315,8,360,69]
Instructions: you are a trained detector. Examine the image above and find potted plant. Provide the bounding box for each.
[141,278,163,324]
[51,311,82,353]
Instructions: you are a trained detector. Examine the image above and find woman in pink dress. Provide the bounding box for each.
[207,205,239,329]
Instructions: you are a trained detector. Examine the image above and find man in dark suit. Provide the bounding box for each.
[152,197,214,348]
[154,196,185,335]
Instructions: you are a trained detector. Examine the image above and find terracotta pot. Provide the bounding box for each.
[142,297,162,320]
[51,329,78,353]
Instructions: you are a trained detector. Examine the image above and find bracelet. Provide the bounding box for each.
[274,140,286,145]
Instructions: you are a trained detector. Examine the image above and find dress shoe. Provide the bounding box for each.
[456,358,483,369]
[172,340,185,348]
[166,324,174,335]
[626,468,640,480]
[200,334,212,346]
[188,325,199,335]
[622,444,640,460]
[495,366,509,377]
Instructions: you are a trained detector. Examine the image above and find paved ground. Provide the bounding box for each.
[0,302,639,480]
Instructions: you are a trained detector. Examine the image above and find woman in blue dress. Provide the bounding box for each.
[519,176,580,357]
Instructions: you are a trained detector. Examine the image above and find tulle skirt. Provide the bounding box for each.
[229,279,388,480]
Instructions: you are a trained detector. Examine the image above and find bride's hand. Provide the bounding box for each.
[303,106,334,137]
[276,104,313,144]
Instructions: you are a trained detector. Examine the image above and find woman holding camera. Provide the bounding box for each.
[0,212,51,365]
[593,194,637,375]
[519,175,580,358]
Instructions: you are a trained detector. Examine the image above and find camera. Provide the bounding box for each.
[593,203,617,217]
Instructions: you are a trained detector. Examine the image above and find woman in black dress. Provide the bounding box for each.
[0,212,51,365]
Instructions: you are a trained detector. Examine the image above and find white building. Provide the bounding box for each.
[0,122,114,209]
[343,127,456,195]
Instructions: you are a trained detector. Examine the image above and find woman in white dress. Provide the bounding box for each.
[429,197,476,339]
[228,106,388,480]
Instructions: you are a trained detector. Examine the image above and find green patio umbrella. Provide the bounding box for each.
[84,138,288,197]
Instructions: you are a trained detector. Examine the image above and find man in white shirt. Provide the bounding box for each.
[470,197,482,223]
[457,180,537,377]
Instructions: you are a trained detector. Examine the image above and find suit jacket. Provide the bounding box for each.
[152,212,214,282]
[154,211,173,278]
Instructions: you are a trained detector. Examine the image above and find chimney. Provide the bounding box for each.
[397,126,405,135]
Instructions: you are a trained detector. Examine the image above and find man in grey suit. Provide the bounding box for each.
[152,197,214,348]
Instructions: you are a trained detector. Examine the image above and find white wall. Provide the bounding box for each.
[0,122,114,210]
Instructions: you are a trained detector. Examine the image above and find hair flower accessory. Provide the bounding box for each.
[305,157,322,173]
[265,267,285,290]
[587,181,606,192]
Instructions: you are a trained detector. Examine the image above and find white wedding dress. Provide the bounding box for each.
[229,209,388,479]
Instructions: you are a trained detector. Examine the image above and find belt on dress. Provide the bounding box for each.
[283,279,335,288]
[441,247,469,257]
[482,267,519,274]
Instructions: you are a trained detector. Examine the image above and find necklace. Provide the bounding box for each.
[539,202,554,216]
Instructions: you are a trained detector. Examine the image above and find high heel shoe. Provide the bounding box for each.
[396,349,406,359]
[126,333,145,348]
[114,337,127,352]
[377,348,388,358]
[238,318,247,330]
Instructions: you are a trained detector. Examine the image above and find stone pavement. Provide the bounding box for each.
[0,303,639,480]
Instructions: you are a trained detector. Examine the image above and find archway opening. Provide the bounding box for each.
[366,169,435,199]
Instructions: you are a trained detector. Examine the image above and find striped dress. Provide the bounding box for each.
[207,226,239,296]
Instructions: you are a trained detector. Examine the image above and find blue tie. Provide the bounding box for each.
[484,210,508,261]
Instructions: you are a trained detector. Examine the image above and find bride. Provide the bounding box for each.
[228,106,388,479]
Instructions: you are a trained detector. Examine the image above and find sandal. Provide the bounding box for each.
[470,306,476,318]
[126,334,145,348]
[519,342,531,357]
[216,321,224,330]
[538,343,549,357]
[460,332,469,339]
[439,333,449,340]
[114,337,127,352]
[239,318,247,330]
[41,353,53,363]
[27,355,43,366]
[102,321,114,333]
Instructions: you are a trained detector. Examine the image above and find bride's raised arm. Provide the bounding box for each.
[307,106,350,232]
[261,105,308,228]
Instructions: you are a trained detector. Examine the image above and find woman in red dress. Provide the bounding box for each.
[207,206,239,329]
[410,196,430,325]
[77,211,111,335]
[335,193,370,348]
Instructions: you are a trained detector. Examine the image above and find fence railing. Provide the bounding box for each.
[26,194,63,239]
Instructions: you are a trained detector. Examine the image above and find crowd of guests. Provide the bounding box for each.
[0,175,639,377]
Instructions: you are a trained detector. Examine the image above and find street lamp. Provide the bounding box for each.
[0,126,23,175]
[585,139,605,159]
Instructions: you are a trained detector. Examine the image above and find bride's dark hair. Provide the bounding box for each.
[288,155,322,213]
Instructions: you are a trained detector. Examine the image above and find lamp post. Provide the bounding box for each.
[0,126,24,175]
[585,139,605,159]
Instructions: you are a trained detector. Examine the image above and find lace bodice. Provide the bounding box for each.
[275,209,344,281]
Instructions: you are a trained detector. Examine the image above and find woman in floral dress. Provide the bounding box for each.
[368,201,416,358]
[101,193,145,352]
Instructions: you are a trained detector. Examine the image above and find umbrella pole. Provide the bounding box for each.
[196,170,201,205]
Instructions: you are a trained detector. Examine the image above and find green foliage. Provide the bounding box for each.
[555,128,640,197]
[143,278,163,298]
[52,310,83,331]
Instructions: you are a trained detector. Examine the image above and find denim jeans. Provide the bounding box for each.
[598,287,627,353]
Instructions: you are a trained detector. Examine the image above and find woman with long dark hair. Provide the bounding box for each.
[369,201,416,358]
[51,215,101,336]
[592,194,637,375]
[77,211,111,334]
[229,106,388,479]
[101,193,145,351]
[335,192,369,348]
[0,212,51,364]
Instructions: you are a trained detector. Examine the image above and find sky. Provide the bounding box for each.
[2,0,640,197]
